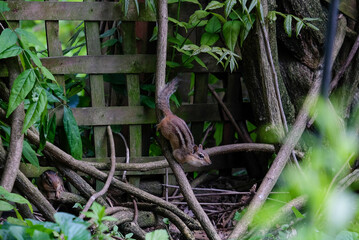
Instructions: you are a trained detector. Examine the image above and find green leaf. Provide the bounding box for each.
[214,122,223,145]
[100,28,117,38]
[166,61,181,68]
[267,11,277,22]
[284,15,292,37]
[22,141,39,167]
[295,20,304,37]
[189,10,209,25]
[223,21,241,51]
[204,1,224,11]
[305,22,319,31]
[200,32,219,46]
[149,25,158,42]
[168,0,202,8]
[0,29,18,54]
[101,38,118,48]
[248,0,257,12]
[240,14,255,46]
[168,17,189,31]
[47,114,56,143]
[0,45,22,59]
[63,106,83,160]
[54,212,91,240]
[23,88,47,133]
[205,16,221,33]
[15,28,45,49]
[210,12,227,23]
[145,229,169,240]
[0,186,33,212]
[7,69,36,118]
[224,0,236,18]
[40,66,55,81]
[0,1,10,12]
[141,95,155,109]
[193,55,208,69]
[291,206,304,219]
[0,200,14,211]
[25,49,42,68]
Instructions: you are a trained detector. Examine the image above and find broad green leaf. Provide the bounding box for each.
[25,49,42,68]
[145,229,169,240]
[23,88,47,133]
[204,1,224,11]
[205,16,221,33]
[224,0,236,18]
[0,186,33,212]
[0,200,14,211]
[223,21,241,51]
[47,114,56,143]
[0,29,18,54]
[189,10,209,25]
[63,106,82,160]
[54,212,91,240]
[15,28,45,49]
[284,15,292,37]
[0,45,22,59]
[0,1,10,12]
[40,66,55,81]
[22,140,39,167]
[200,32,219,46]
[296,20,304,37]
[7,69,36,117]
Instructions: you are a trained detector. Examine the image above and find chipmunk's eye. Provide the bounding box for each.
[198,153,204,159]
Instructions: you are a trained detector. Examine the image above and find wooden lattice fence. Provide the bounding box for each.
[0,0,244,193]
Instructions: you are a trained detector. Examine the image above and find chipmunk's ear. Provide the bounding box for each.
[199,144,203,150]
[193,145,198,153]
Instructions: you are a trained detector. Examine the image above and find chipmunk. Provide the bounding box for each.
[39,170,65,199]
[157,77,211,167]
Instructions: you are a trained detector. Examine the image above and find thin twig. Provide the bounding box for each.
[208,84,252,143]
[80,126,116,219]
[201,123,214,146]
[113,132,130,181]
[330,33,359,92]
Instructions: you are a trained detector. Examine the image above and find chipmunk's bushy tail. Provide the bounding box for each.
[157,77,180,116]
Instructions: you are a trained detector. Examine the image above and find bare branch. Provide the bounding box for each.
[80,126,117,219]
